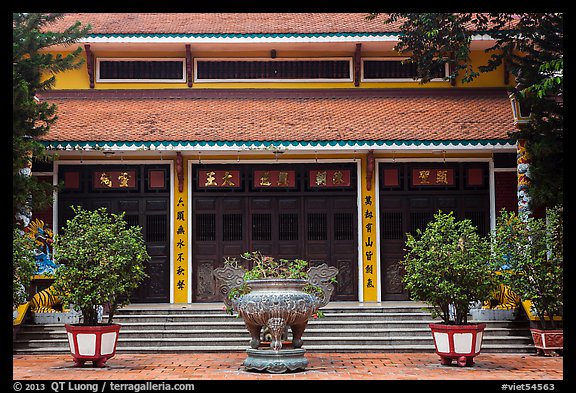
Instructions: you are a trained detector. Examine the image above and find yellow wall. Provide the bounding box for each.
[45,48,509,90]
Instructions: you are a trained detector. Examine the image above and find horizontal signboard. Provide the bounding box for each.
[411,168,455,186]
[309,169,351,188]
[198,170,241,188]
[253,170,296,188]
[93,170,137,189]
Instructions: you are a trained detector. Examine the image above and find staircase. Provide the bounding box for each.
[13,302,534,354]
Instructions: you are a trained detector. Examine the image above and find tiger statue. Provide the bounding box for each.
[29,286,62,313]
[483,284,521,310]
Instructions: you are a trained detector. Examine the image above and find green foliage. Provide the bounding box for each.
[223,251,335,307]
[13,13,91,224]
[368,13,478,84]
[13,228,37,307]
[52,206,149,325]
[237,251,309,280]
[368,13,563,209]
[490,207,563,329]
[401,211,497,325]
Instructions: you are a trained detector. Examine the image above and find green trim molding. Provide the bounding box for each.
[42,139,516,151]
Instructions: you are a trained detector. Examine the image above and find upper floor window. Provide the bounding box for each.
[194,58,352,82]
[96,58,186,83]
[362,58,447,82]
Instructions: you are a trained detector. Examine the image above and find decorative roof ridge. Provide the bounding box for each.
[86,32,399,38]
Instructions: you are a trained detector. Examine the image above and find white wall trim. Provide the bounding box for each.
[96,57,186,83]
[375,156,496,300]
[53,159,175,304]
[360,57,449,82]
[193,57,353,83]
[189,157,363,302]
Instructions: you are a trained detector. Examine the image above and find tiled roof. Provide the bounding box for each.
[37,89,516,146]
[46,13,399,35]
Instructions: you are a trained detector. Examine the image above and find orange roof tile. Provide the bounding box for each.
[46,13,508,36]
[46,13,401,35]
[37,89,516,146]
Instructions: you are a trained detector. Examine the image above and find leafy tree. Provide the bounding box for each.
[13,228,37,308]
[368,13,563,209]
[52,206,149,325]
[401,211,497,325]
[13,13,91,228]
[490,207,563,329]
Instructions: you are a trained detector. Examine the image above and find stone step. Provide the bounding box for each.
[13,343,534,354]
[13,303,534,354]
[15,324,531,341]
[115,302,432,314]
[15,333,534,350]
[108,312,436,324]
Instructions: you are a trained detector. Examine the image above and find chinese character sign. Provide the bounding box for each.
[411,168,454,186]
[253,170,296,188]
[361,158,377,301]
[174,161,189,303]
[198,170,241,189]
[93,170,137,189]
[308,170,351,188]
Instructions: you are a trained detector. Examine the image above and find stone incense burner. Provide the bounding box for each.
[214,263,338,373]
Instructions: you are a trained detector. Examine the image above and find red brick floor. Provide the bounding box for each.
[12,352,563,381]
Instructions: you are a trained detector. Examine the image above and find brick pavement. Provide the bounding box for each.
[12,352,564,381]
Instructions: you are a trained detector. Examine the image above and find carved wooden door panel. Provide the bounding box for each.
[304,196,358,301]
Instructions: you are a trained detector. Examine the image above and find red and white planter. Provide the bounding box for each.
[429,323,486,367]
[530,328,563,356]
[65,324,121,367]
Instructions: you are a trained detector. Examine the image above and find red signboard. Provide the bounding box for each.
[63,171,80,190]
[466,168,484,187]
[382,168,399,187]
[411,168,454,186]
[198,170,241,188]
[309,169,351,188]
[253,170,296,188]
[148,170,166,189]
[93,170,137,189]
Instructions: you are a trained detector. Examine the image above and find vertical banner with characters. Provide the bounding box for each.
[361,151,378,301]
[173,153,189,303]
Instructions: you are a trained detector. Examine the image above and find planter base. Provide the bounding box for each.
[243,348,308,373]
[438,354,477,367]
[65,324,120,368]
[530,328,563,357]
[429,323,486,367]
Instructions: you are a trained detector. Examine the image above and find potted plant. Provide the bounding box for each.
[13,227,37,332]
[213,251,338,373]
[490,206,563,356]
[52,206,149,367]
[401,211,498,367]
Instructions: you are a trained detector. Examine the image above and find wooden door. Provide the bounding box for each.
[191,163,358,302]
[57,164,171,303]
[379,163,490,300]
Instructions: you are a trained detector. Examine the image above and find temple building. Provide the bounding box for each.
[33,13,524,304]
